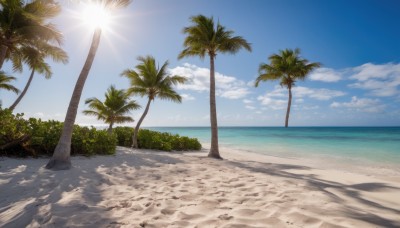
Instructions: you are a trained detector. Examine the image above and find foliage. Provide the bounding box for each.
[113,127,202,151]
[0,109,116,157]
[0,110,201,157]
[255,48,321,88]
[0,0,64,69]
[83,85,140,132]
[178,14,252,59]
[0,109,31,156]
[121,55,187,102]
[0,71,19,94]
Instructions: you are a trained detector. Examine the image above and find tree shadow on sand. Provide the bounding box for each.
[0,147,183,227]
[223,159,400,227]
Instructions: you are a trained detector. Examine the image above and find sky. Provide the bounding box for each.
[1,0,400,127]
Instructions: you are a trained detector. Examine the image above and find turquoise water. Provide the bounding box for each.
[146,127,400,165]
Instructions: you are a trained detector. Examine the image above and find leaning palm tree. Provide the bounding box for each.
[121,55,187,148]
[83,85,141,134]
[0,0,63,69]
[0,71,19,94]
[46,0,131,170]
[9,40,68,110]
[255,48,320,127]
[178,15,251,159]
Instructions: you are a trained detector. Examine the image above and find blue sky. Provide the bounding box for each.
[1,0,400,126]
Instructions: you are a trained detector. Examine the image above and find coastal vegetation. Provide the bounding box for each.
[0,109,201,157]
[255,48,320,127]
[113,127,201,151]
[83,85,141,134]
[178,15,252,159]
[121,56,187,149]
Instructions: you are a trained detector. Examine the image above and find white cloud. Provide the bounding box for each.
[219,88,250,99]
[245,105,256,110]
[259,85,344,101]
[309,68,343,82]
[181,93,195,101]
[243,99,254,104]
[350,63,400,81]
[348,63,400,97]
[293,86,346,100]
[330,96,385,113]
[170,63,250,99]
[257,85,344,110]
[34,112,45,117]
[257,95,287,110]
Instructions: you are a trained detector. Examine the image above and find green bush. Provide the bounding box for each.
[113,126,134,147]
[0,109,31,156]
[0,109,200,157]
[0,109,116,157]
[113,127,202,151]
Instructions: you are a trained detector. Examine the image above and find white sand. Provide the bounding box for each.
[1,146,399,228]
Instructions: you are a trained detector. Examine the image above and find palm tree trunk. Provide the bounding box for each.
[0,44,8,70]
[9,69,35,110]
[132,98,151,148]
[285,85,292,128]
[208,55,221,159]
[107,122,114,135]
[46,28,102,170]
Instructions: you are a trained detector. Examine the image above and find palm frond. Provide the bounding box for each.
[0,71,19,94]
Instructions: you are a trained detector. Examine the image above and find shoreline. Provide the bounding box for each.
[1,146,400,227]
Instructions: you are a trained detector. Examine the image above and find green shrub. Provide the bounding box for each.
[112,126,134,147]
[113,127,202,151]
[0,109,200,157]
[0,109,117,157]
[0,109,31,156]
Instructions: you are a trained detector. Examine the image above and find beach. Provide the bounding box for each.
[1,146,399,228]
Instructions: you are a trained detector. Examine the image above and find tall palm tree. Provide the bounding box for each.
[9,40,68,110]
[83,85,141,134]
[121,55,187,148]
[255,48,320,127]
[178,15,251,159]
[0,0,63,69]
[0,71,19,93]
[46,0,131,170]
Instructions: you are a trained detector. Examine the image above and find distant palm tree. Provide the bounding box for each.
[178,15,251,159]
[0,0,63,69]
[46,0,131,170]
[121,55,187,148]
[0,71,19,94]
[9,41,68,110]
[83,85,141,134]
[255,48,320,127]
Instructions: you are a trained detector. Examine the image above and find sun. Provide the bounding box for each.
[81,3,111,30]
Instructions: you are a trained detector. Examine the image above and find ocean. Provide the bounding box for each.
[146,127,400,167]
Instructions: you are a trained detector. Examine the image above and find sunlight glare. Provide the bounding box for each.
[81,3,110,30]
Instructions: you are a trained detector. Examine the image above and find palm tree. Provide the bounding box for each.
[255,48,320,127]
[46,0,131,170]
[178,15,251,159]
[83,85,141,134]
[121,55,187,148]
[9,40,68,110]
[0,71,19,94]
[0,0,63,69]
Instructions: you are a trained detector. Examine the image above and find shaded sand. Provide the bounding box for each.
[1,147,400,228]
